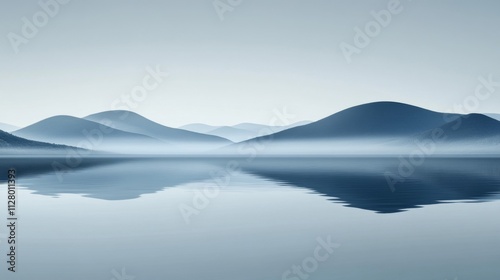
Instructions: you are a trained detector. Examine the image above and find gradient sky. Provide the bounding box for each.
[1,0,500,128]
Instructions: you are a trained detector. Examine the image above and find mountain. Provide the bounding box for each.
[283,120,312,129]
[256,102,461,140]
[0,129,59,148]
[0,129,74,154]
[179,123,222,134]
[233,121,311,134]
[180,121,313,142]
[7,102,500,156]
[229,102,478,155]
[205,126,260,143]
[485,113,500,122]
[241,102,500,155]
[419,114,500,142]
[13,116,163,153]
[84,111,232,149]
[0,122,19,132]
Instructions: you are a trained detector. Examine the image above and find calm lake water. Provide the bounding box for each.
[0,157,499,280]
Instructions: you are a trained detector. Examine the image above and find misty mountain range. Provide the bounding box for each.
[1,101,500,155]
[180,121,312,142]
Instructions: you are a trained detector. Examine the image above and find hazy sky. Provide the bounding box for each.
[1,0,500,127]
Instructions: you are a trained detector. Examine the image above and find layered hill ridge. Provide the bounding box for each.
[84,111,232,145]
[12,116,162,153]
[3,102,500,155]
[180,121,312,142]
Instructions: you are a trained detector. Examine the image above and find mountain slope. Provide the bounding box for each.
[224,102,475,155]
[13,116,163,153]
[0,129,77,154]
[180,121,313,142]
[420,114,500,142]
[485,113,500,122]
[179,123,222,134]
[206,126,259,142]
[0,122,19,133]
[0,130,60,148]
[84,111,232,146]
[233,121,311,134]
[251,102,461,141]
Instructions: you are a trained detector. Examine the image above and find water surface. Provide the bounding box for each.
[0,157,499,280]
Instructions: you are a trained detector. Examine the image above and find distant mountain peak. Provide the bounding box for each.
[85,110,232,145]
[255,101,461,140]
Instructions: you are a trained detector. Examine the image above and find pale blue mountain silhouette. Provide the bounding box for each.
[233,121,311,134]
[181,121,312,142]
[205,126,259,142]
[179,123,221,134]
[0,122,19,132]
[283,120,312,128]
[84,110,232,146]
[13,116,162,152]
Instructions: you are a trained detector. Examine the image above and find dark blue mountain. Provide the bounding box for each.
[255,102,461,140]
[419,113,500,142]
[0,129,74,154]
[486,113,500,122]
